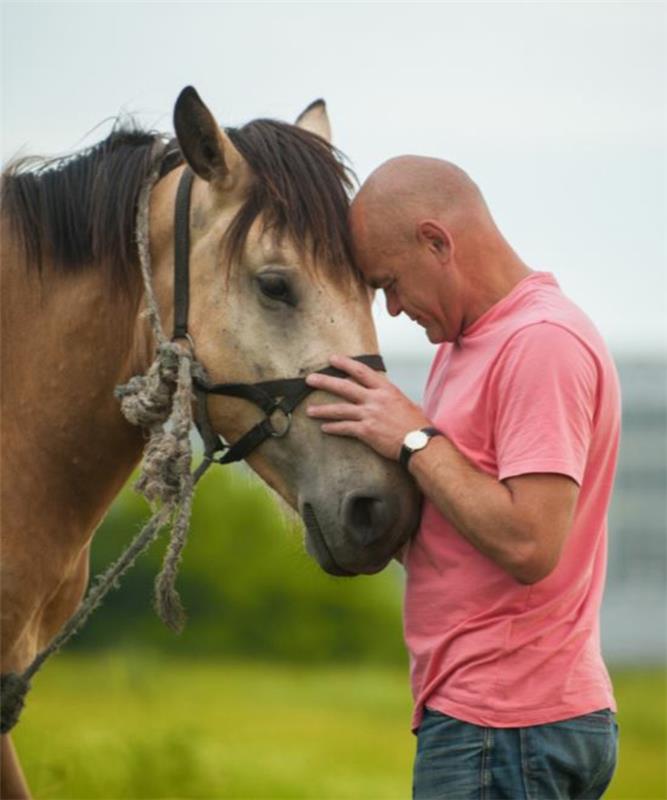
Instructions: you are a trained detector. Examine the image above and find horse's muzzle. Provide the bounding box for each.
[300,493,408,577]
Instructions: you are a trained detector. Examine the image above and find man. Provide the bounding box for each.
[306,156,620,799]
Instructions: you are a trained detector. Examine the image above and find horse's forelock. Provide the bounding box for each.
[223,120,362,284]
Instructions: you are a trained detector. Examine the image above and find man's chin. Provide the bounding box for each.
[413,316,448,344]
[425,326,446,344]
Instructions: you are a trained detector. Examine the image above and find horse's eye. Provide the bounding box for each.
[257,273,295,305]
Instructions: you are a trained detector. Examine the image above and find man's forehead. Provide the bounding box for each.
[350,198,389,259]
[349,195,404,289]
[348,197,368,236]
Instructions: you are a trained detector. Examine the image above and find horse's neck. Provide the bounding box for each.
[1,243,150,548]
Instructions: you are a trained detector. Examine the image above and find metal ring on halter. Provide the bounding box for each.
[172,332,195,353]
[267,407,292,438]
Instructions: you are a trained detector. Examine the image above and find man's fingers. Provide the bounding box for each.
[329,354,384,388]
[305,372,366,402]
[307,402,363,421]
[320,420,360,437]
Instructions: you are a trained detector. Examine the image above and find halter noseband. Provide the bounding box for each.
[171,167,385,468]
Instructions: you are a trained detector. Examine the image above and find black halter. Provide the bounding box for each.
[171,167,385,467]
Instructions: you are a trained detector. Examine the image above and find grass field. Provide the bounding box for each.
[13,653,666,799]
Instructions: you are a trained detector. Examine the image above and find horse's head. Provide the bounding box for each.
[150,87,420,576]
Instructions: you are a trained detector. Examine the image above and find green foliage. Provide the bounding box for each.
[15,656,667,800]
[73,466,407,664]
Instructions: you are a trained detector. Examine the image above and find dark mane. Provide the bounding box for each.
[1,124,172,287]
[225,120,358,277]
[1,114,359,288]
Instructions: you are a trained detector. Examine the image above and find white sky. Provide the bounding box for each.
[2,2,665,358]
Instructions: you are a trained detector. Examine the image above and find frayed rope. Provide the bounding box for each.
[115,341,196,633]
[113,146,203,633]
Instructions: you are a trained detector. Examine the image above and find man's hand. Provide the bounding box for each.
[306,354,431,461]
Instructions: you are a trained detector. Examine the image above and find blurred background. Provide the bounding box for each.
[2,2,665,798]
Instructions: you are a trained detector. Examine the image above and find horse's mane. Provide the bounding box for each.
[1,116,359,288]
[2,125,165,288]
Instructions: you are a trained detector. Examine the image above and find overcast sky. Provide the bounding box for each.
[2,2,665,358]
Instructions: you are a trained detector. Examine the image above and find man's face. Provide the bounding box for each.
[350,206,459,344]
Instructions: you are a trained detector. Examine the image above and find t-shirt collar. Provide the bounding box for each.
[460,271,558,340]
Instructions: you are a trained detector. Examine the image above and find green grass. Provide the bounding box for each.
[12,654,666,799]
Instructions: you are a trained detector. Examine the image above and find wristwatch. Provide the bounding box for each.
[399,426,442,467]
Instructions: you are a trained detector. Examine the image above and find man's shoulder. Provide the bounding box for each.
[497,279,612,369]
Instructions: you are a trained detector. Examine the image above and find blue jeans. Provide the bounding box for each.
[413,707,619,800]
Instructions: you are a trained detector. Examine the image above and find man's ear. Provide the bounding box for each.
[417,220,453,261]
[295,99,332,142]
[173,86,244,187]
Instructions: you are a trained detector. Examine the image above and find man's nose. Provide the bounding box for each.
[385,290,402,317]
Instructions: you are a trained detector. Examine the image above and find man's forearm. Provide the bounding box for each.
[407,436,542,583]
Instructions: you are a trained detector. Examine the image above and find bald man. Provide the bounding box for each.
[307,157,620,799]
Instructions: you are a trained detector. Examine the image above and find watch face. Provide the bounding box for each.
[405,430,429,450]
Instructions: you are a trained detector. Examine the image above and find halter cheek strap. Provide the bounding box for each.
[172,168,194,341]
[171,167,386,471]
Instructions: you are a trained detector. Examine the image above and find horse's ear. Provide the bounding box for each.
[173,86,243,185]
[295,99,332,142]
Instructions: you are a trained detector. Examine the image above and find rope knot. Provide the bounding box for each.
[115,342,183,429]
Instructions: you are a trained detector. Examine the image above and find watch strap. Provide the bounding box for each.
[399,426,442,468]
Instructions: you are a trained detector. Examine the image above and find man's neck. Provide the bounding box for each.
[461,247,533,331]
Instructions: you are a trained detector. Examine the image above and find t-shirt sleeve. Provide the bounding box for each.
[491,322,598,484]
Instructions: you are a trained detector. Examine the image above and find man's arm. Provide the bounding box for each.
[406,436,579,584]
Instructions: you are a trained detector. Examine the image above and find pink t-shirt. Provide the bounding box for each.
[404,271,621,730]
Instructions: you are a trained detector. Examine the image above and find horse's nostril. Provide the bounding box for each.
[349,496,380,530]
[342,491,395,547]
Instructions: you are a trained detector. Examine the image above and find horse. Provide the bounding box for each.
[0,86,420,798]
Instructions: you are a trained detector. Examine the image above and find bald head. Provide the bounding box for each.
[347,156,530,341]
[350,155,494,258]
